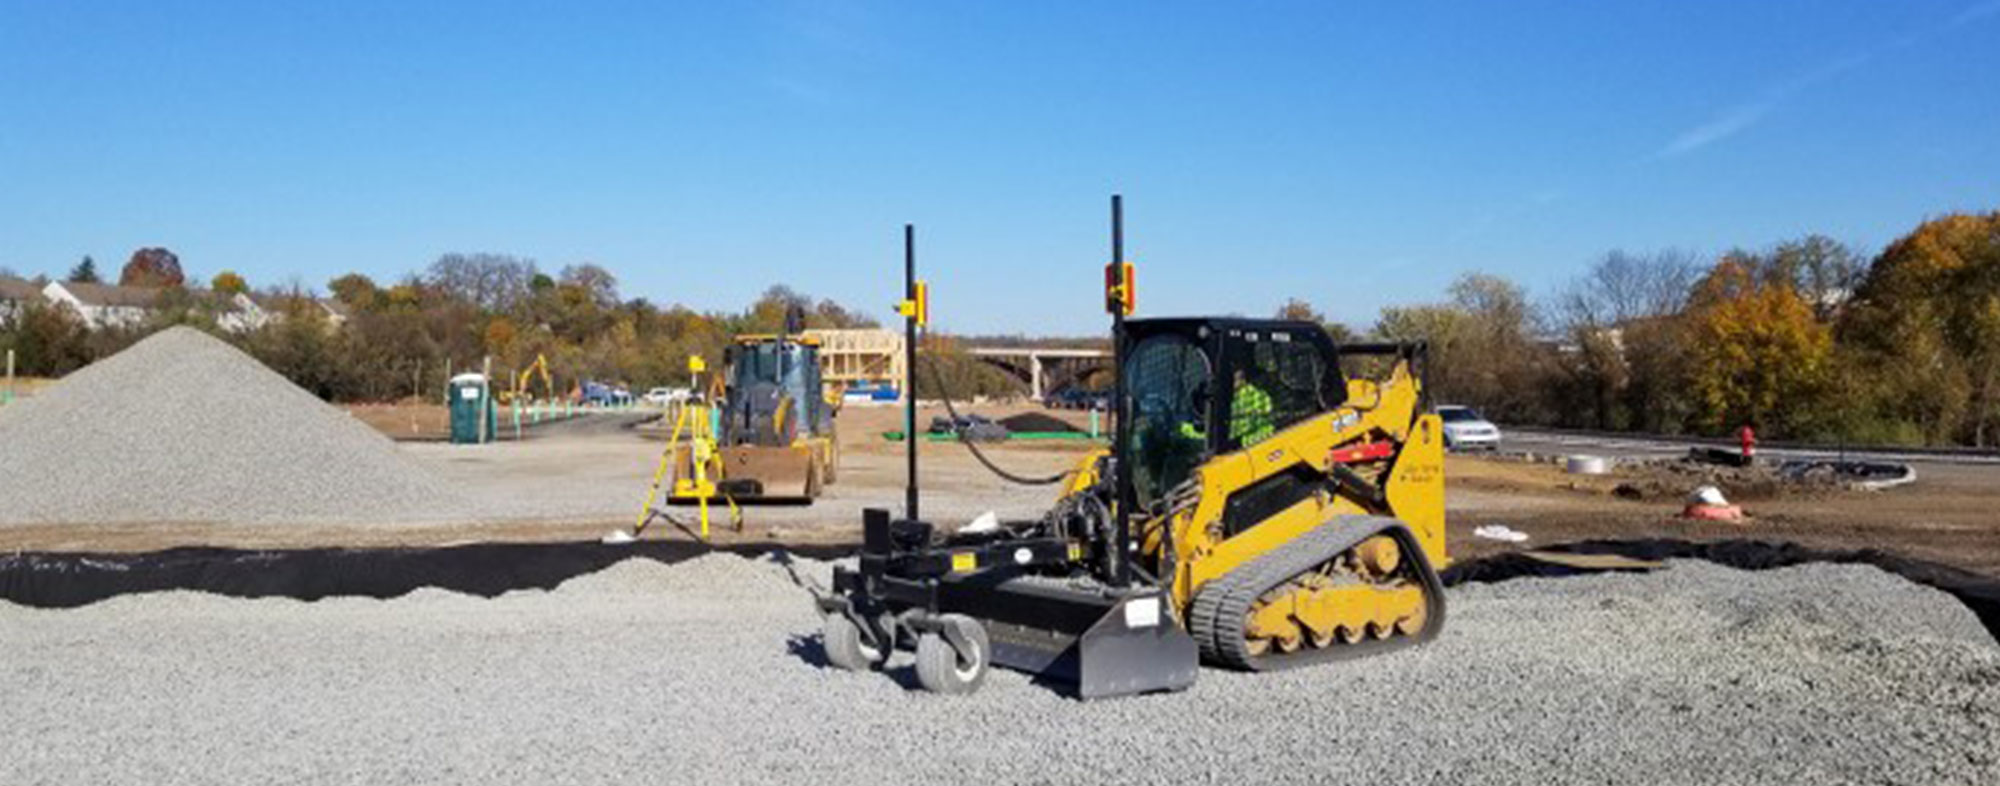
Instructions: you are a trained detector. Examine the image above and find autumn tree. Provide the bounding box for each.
[1376,273,1549,421]
[1763,235,1865,322]
[1682,256,1833,437]
[327,273,380,310]
[210,270,248,295]
[1277,298,1360,344]
[427,253,534,312]
[1840,211,2000,444]
[120,247,184,287]
[1551,249,1700,430]
[0,302,92,375]
[1276,298,1324,323]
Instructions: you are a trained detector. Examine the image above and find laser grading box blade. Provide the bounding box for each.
[939,572,1199,699]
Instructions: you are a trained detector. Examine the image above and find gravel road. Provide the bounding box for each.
[3,557,1994,785]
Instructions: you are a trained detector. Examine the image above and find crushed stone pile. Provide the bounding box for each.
[2,554,1994,785]
[0,327,473,527]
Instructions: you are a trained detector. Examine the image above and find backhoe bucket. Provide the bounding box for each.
[669,442,821,504]
[938,573,1199,699]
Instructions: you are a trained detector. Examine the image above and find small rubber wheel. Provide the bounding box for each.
[914,614,989,695]
[823,614,884,672]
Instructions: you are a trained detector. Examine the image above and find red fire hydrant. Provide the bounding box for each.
[1738,424,1757,463]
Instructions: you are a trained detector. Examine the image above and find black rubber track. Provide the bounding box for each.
[1191,516,1447,671]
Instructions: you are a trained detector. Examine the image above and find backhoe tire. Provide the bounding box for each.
[914,614,989,695]
[822,614,883,672]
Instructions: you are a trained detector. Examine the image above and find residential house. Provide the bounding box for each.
[42,281,162,329]
[317,297,351,327]
[237,292,352,331]
[0,275,42,326]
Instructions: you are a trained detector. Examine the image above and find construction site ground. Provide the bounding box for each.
[7,403,1999,580]
[6,401,1998,785]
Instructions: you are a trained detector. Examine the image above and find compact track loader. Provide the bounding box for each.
[818,199,1447,698]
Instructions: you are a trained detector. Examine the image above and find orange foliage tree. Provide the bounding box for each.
[1683,255,1833,437]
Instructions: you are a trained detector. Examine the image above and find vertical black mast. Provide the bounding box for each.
[1110,195,1131,585]
[904,223,920,521]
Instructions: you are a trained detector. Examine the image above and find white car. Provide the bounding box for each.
[1436,405,1501,451]
[643,387,692,406]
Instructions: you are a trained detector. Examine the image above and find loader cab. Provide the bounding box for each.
[1120,318,1346,506]
[723,335,830,443]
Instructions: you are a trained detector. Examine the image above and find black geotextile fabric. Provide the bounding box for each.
[0,541,849,609]
[2,537,1995,645]
[1441,538,2000,644]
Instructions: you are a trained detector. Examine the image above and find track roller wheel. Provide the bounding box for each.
[1396,602,1429,637]
[1308,625,1337,649]
[822,613,885,672]
[914,614,989,695]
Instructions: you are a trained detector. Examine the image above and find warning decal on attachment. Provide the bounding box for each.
[1123,596,1160,628]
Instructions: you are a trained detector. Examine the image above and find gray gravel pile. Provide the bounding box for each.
[0,327,470,526]
[2,557,1994,785]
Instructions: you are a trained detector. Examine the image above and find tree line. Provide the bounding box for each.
[6,207,1996,446]
[1,252,886,402]
[1288,210,2000,447]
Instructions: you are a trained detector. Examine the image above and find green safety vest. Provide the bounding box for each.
[1230,381,1274,444]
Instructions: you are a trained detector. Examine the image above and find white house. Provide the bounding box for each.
[0,276,41,326]
[215,292,269,333]
[42,281,161,329]
[236,293,352,331]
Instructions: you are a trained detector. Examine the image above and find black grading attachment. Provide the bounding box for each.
[820,508,1198,699]
[945,572,1198,699]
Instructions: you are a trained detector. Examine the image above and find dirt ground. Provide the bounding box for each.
[11,401,2000,579]
[1447,456,2000,575]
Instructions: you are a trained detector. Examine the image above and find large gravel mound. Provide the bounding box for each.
[0,327,471,526]
[2,555,1994,785]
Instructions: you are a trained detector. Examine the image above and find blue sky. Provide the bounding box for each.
[3,1,1997,335]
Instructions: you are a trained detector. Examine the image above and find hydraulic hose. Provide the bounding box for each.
[920,357,1072,486]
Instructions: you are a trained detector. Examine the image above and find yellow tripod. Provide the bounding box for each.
[618,357,741,543]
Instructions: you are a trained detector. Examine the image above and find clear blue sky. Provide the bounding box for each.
[4,1,1997,335]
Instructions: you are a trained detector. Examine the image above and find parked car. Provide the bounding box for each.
[1045,388,1110,411]
[579,381,634,406]
[643,387,692,406]
[1436,405,1501,451]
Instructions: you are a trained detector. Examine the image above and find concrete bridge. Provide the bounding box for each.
[966,347,1110,400]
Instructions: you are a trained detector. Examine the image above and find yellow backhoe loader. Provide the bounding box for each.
[669,327,839,504]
